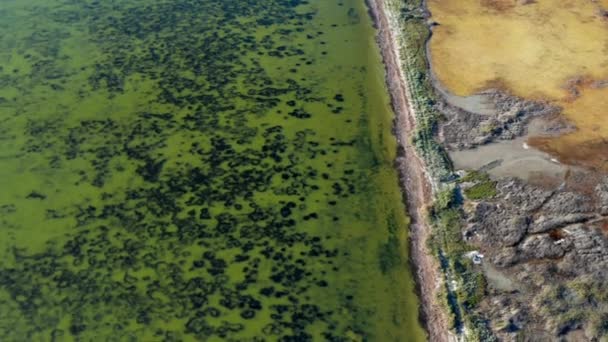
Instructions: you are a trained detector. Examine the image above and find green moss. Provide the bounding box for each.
[464,182,497,200]
[435,186,457,211]
[430,207,469,257]
[460,170,488,183]
[460,170,497,200]
[378,236,401,274]
[454,259,487,310]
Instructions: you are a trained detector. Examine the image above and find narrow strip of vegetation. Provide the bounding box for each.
[382,0,496,339]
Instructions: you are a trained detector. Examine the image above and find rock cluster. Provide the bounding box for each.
[438,90,559,149]
[463,176,608,338]
[435,86,608,338]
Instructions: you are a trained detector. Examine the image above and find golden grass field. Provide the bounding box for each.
[428,0,608,169]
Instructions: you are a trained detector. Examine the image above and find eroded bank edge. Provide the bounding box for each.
[369,0,497,340]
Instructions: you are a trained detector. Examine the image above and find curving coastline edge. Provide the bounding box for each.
[366,0,452,340]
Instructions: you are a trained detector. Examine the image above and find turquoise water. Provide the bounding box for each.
[0,0,425,340]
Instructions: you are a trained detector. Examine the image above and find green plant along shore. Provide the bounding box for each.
[382,0,496,340]
[0,0,426,340]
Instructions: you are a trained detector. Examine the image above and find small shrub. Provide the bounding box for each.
[460,170,497,200]
[464,182,497,200]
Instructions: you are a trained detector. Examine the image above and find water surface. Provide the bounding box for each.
[0,0,425,340]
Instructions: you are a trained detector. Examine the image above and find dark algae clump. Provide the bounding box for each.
[0,0,425,340]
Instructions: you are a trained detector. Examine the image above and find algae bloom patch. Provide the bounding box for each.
[428,0,608,169]
[0,0,426,340]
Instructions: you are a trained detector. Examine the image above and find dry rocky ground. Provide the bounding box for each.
[438,90,608,340]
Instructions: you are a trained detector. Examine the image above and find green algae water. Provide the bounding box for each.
[0,0,426,340]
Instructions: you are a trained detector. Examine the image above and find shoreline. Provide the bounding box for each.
[367,0,608,339]
[366,0,450,340]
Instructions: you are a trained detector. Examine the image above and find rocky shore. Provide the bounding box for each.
[458,169,608,340]
[438,90,562,150]
[370,0,608,340]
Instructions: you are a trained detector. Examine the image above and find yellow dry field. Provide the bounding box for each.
[428,0,608,169]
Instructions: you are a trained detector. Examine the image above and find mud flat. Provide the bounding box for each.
[429,47,571,182]
[428,49,568,181]
[449,135,566,182]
